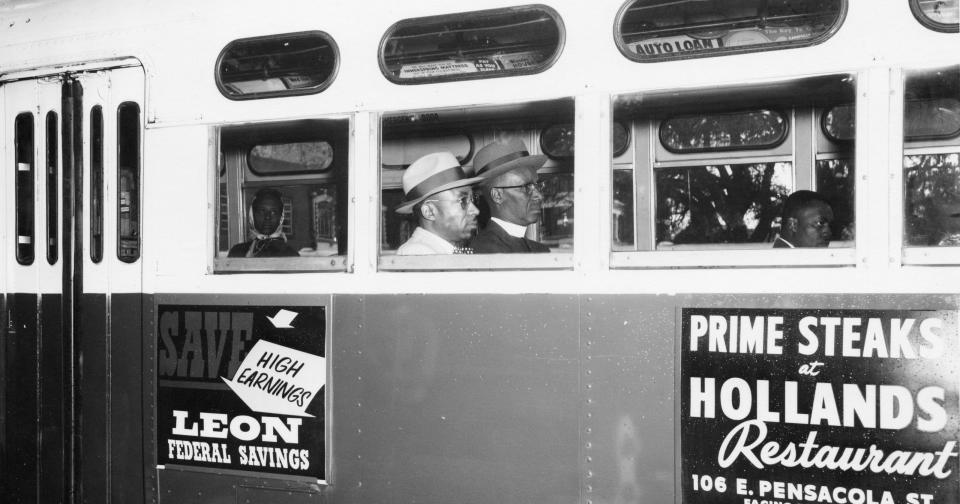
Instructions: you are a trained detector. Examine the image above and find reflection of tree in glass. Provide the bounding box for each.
[540,174,574,242]
[655,163,791,244]
[661,110,786,151]
[613,170,635,248]
[816,159,855,240]
[904,153,960,245]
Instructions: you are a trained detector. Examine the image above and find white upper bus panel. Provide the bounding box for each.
[910,0,959,33]
[379,5,564,84]
[216,31,339,100]
[615,0,847,62]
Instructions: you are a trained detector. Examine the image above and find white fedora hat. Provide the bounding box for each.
[472,138,547,183]
[395,152,483,214]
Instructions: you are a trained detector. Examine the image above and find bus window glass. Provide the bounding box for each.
[46,111,58,265]
[910,0,959,32]
[616,0,846,62]
[216,31,339,100]
[826,99,960,142]
[117,102,140,263]
[15,112,35,265]
[613,73,856,258]
[903,65,960,247]
[90,106,104,263]
[660,110,788,153]
[217,119,349,271]
[821,104,854,142]
[380,5,563,84]
[655,163,793,245]
[380,98,574,262]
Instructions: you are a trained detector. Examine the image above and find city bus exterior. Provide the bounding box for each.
[0,1,958,504]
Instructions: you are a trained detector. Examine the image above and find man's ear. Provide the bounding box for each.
[489,187,504,205]
[420,201,438,221]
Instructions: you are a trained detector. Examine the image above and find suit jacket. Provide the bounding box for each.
[772,236,794,249]
[228,238,299,258]
[471,220,550,253]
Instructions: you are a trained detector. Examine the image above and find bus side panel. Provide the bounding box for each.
[111,293,144,503]
[39,293,65,504]
[581,294,678,504]
[332,294,581,504]
[2,292,39,504]
[79,293,108,504]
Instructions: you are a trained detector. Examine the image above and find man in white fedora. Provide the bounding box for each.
[471,138,551,253]
[395,151,483,255]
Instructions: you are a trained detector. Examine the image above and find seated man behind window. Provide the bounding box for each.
[773,190,834,248]
[229,188,300,258]
[394,152,482,255]
[471,139,550,253]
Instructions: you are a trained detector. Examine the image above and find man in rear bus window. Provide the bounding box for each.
[228,188,300,258]
[471,139,551,253]
[395,152,482,255]
[773,190,834,248]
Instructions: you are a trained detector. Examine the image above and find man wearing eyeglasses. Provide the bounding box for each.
[774,190,834,248]
[471,139,551,253]
[394,152,483,255]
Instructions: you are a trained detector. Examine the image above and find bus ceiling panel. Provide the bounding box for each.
[613,74,856,119]
[219,119,351,149]
[381,98,575,136]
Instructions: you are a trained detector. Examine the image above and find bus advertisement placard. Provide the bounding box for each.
[680,308,958,504]
[156,304,326,480]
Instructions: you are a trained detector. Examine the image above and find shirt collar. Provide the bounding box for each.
[776,236,796,248]
[413,227,457,253]
[491,217,529,238]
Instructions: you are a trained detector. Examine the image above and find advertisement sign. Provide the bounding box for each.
[157,304,326,480]
[680,308,958,504]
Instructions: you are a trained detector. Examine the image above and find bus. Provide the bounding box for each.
[1,0,958,503]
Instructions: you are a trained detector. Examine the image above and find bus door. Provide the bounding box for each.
[1,65,144,504]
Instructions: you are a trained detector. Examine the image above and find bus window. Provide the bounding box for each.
[902,65,960,249]
[615,0,846,62]
[216,31,339,100]
[216,119,349,272]
[46,111,58,265]
[380,98,575,269]
[612,73,856,265]
[15,112,35,265]
[90,105,104,264]
[117,102,140,263]
[910,0,959,33]
[380,5,564,84]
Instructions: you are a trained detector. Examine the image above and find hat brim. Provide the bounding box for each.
[394,175,485,214]
[477,154,548,184]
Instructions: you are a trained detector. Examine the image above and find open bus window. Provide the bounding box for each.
[379,5,563,84]
[216,31,339,100]
[615,0,846,62]
[15,112,35,265]
[612,73,856,265]
[216,119,349,272]
[379,98,575,270]
[903,66,960,249]
[910,0,959,33]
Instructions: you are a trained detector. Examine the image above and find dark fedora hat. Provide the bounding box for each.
[395,152,483,214]
[472,138,547,182]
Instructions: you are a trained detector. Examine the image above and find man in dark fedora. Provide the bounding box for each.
[395,151,483,255]
[471,138,551,253]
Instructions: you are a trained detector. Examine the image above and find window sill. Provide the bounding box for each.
[213,256,348,273]
[378,252,574,271]
[610,247,855,269]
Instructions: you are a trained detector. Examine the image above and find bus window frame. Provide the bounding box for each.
[215,30,340,101]
[909,0,960,33]
[613,0,849,63]
[377,4,566,86]
[610,96,857,269]
[211,118,352,274]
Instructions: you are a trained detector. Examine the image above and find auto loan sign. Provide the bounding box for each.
[157,304,326,480]
[680,308,958,504]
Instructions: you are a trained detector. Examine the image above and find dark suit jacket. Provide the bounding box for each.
[228,238,299,258]
[471,220,551,253]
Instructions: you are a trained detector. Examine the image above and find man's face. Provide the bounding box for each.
[253,197,283,235]
[489,169,543,226]
[426,187,479,242]
[791,202,834,247]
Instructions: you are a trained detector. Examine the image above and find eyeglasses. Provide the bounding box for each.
[424,192,480,210]
[493,180,545,195]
